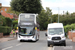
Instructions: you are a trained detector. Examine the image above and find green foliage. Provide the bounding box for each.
[0,6,2,11]
[0,15,12,26]
[66,11,69,15]
[0,26,11,35]
[64,23,75,33]
[59,16,75,26]
[0,15,6,26]
[38,7,52,30]
[0,7,2,9]
[5,17,12,27]
[51,14,58,22]
[0,16,12,35]
[10,0,42,14]
[6,7,21,16]
[14,24,18,30]
[12,20,18,29]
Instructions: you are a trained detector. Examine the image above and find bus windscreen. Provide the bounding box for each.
[19,27,34,35]
[20,15,35,21]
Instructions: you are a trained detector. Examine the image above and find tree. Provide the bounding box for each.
[38,7,52,30]
[6,7,20,16]
[0,15,6,26]
[66,11,69,15]
[10,0,42,14]
[59,11,75,26]
[0,7,1,9]
[5,17,12,27]
[51,14,58,22]
[0,5,2,13]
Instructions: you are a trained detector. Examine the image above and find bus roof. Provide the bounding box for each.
[19,13,38,16]
[48,23,63,29]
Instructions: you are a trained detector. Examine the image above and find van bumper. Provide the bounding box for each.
[48,40,66,45]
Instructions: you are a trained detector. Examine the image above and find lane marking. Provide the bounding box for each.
[63,46,73,49]
[53,46,54,50]
[48,47,53,50]
[48,47,51,50]
[16,43,22,46]
[2,46,13,50]
[54,46,73,50]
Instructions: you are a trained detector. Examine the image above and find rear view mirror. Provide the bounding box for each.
[45,33,47,36]
[65,33,67,36]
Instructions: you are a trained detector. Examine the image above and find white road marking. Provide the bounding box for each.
[16,43,22,46]
[63,46,73,49]
[54,46,73,50]
[53,46,54,50]
[2,46,13,50]
[48,47,53,50]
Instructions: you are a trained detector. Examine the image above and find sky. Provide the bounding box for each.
[0,0,75,14]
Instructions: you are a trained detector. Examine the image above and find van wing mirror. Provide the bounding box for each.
[65,32,67,36]
[45,33,47,36]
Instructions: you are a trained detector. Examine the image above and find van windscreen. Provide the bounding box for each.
[48,28,63,35]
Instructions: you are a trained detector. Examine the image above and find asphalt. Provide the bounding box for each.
[53,39,75,50]
[0,31,50,50]
[0,35,16,43]
[0,31,75,50]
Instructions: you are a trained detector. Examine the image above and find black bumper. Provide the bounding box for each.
[48,40,66,45]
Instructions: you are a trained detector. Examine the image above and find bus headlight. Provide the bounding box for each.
[19,35,20,38]
[32,36,34,38]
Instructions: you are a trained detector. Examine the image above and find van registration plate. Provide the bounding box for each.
[54,41,59,42]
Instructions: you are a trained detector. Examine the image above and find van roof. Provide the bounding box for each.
[48,23,63,29]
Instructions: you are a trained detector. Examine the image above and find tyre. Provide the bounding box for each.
[48,43,50,47]
[20,40,22,42]
[64,42,66,46]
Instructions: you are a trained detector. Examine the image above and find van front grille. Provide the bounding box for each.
[52,37,61,40]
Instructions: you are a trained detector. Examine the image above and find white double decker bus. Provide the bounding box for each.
[17,13,40,42]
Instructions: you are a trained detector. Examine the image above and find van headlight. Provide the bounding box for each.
[48,36,51,39]
[62,36,65,38]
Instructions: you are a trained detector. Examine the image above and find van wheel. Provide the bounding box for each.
[50,45,53,47]
[48,43,50,47]
[64,43,66,46]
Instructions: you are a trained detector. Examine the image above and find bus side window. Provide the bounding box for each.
[24,28,26,33]
[33,28,35,35]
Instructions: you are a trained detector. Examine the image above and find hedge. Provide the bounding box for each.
[0,26,11,36]
[64,23,75,33]
[12,20,18,29]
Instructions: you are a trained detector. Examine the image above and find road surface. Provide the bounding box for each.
[0,31,52,50]
[0,31,75,50]
[54,39,75,50]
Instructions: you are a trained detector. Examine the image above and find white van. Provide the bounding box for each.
[45,23,66,47]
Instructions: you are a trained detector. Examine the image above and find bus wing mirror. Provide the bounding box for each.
[45,33,47,36]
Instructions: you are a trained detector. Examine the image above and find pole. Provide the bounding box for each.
[49,17,52,23]
[58,7,59,23]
